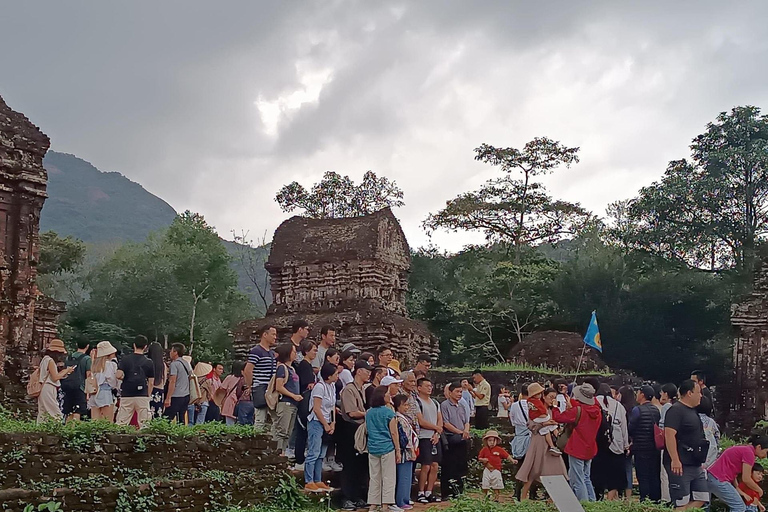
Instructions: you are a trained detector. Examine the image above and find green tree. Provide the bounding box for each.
[38,231,86,275]
[275,170,404,218]
[424,138,592,262]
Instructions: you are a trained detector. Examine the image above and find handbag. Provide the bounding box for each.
[85,374,99,395]
[252,384,268,408]
[556,406,582,451]
[653,423,665,450]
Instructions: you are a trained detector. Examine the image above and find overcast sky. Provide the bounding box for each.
[2,1,767,251]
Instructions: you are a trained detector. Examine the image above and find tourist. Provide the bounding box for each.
[366,385,401,512]
[366,366,388,405]
[291,319,310,363]
[61,339,91,423]
[191,362,213,425]
[36,338,75,423]
[460,379,476,419]
[394,394,419,510]
[663,379,709,510]
[467,369,491,429]
[220,361,245,426]
[651,383,664,412]
[338,360,372,511]
[618,384,637,499]
[205,362,224,422]
[88,341,119,422]
[509,383,532,460]
[479,430,517,502]
[115,335,154,428]
[244,325,278,430]
[360,352,376,367]
[739,463,765,512]
[706,434,768,512]
[382,375,403,403]
[324,347,341,367]
[273,343,302,456]
[526,383,561,455]
[164,343,193,423]
[413,354,431,376]
[399,371,420,436]
[304,362,338,492]
[690,370,714,413]
[697,396,721,468]
[147,342,168,419]
[441,381,471,500]
[415,377,442,504]
[553,383,601,502]
[497,386,512,418]
[629,384,662,502]
[592,384,629,500]
[388,360,402,378]
[312,325,336,370]
[554,379,569,413]
[294,340,318,469]
[377,347,396,377]
[660,382,679,502]
[339,349,357,387]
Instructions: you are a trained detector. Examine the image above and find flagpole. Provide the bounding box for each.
[572,342,588,386]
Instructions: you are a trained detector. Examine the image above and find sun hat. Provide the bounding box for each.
[341,343,361,354]
[388,360,402,375]
[482,430,502,442]
[527,382,545,397]
[193,362,213,378]
[573,383,596,405]
[47,339,67,354]
[182,355,193,364]
[381,375,403,387]
[95,341,117,357]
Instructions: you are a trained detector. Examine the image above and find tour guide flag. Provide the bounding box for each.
[584,311,602,352]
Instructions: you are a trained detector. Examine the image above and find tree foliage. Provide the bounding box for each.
[275,170,404,218]
[38,231,86,275]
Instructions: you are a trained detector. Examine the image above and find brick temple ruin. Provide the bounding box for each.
[0,96,64,409]
[234,208,437,367]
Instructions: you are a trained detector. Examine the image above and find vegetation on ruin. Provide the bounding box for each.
[435,362,613,377]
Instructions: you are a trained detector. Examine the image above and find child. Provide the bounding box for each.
[738,463,765,512]
[526,383,561,455]
[478,430,518,501]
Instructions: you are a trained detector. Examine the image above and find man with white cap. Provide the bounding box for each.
[381,375,403,405]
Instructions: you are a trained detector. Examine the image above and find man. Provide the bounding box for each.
[381,375,403,401]
[415,377,443,504]
[467,369,491,429]
[377,347,397,377]
[629,385,662,502]
[706,435,768,512]
[244,324,278,429]
[509,383,531,459]
[664,379,709,510]
[164,343,193,423]
[460,379,476,419]
[312,325,336,370]
[290,319,310,363]
[690,370,714,414]
[400,371,421,437]
[116,335,154,427]
[414,354,432,377]
[441,381,471,500]
[553,383,602,502]
[61,339,92,423]
[338,360,372,511]
[554,379,569,413]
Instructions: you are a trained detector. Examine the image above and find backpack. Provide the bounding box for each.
[122,356,148,394]
[596,404,614,451]
[27,366,43,398]
[354,421,368,454]
[556,406,581,451]
[60,352,86,392]
[182,362,202,404]
[265,364,285,410]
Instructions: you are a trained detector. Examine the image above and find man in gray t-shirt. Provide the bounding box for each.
[311,326,336,369]
[164,343,192,423]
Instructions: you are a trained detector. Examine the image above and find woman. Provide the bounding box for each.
[367,385,400,512]
[394,394,418,510]
[294,340,318,468]
[147,342,168,419]
[365,366,387,406]
[618,385,637,500]
[191,362,213,425]
[706,434,768,512]
[338,350,356,387]
[220,361,245,426]
[304,362,338,492]
[37,339,75,424]
[360,352,376,367]
[88,341,119,422]
[497,386,513,418]
[591,384,629,500]
[515,385,567,500]
[274,343,302,456]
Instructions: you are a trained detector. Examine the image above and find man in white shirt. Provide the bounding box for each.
[312,325,336,370]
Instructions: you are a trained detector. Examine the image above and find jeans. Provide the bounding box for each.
[236,401,254,425]
[634,451,661,502]
[625,455,633,491]
[225,417,236,426]
[568,455,596,502]
[304,420,328,484]
[396,461,414,507]
[706,472,746,512]
[189,401,209,425]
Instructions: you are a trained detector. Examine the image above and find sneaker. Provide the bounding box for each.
[304,483,321,493]
[548,447,562,456]
[400,505,413,510]
[340,499,357,511]
[354,499,368,508]
[387,506,404,512]
[322,462,333,472]
[330,460,344,472]
[293,463,304,472]
[285,448,295,459]
[417,495,429,504]
[316,482,332,491]
[427,495,441,503]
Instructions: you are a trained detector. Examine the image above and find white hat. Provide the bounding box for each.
[381,376,403,386]
[96,341,117,357]
[193,362,213,378]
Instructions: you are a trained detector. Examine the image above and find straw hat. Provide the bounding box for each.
[47,339,67,354]
[482,430,502,442]
[182,355,193,365]
[527,382,545,397]
[193,362,213,378]
[388,360,402,375]
[95,341,117,357]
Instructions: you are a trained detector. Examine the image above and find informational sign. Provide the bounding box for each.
[540,475,585,512]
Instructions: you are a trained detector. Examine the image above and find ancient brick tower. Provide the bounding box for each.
[0,96,51,406]
[234,208,437,367]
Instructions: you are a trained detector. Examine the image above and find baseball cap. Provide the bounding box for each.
[354,360,373,372]
[341,343,361,354]
[381,376,403,386]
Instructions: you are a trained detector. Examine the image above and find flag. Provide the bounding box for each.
[584,311,602,352]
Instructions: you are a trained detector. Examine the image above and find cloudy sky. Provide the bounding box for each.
[2,1,767,251]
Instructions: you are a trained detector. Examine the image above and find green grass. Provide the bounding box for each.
[435,362,613,377]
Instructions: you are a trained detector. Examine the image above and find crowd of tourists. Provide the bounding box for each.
[30,325,768,512]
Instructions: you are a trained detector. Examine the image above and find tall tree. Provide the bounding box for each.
[615,106,768,271]
[275,170,404,218]
[424,138,592,262]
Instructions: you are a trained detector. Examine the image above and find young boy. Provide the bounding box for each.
[478,430,518,501]
[738,463,765,512]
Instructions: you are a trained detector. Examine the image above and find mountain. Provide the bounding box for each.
[40,151,270,312]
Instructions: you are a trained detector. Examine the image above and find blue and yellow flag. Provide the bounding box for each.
[584,311,602,352]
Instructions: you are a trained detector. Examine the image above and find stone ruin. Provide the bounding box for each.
[507,330,608,373]
[0,96,64,409]
[234,208,437,367]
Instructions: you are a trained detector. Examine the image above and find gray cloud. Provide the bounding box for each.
[1,1,768,251]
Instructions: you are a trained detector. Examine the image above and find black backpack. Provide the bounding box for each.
[60,352,86,392]
[596,402,614,451]
[122,356,148,394]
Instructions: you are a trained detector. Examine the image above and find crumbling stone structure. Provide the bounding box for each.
[0,96,51,407]
[508,330,609,373]
[234,208,437,367]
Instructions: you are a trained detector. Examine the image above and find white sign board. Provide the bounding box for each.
[540,475,585,512]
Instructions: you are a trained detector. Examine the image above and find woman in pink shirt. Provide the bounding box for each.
[707,434,768,512]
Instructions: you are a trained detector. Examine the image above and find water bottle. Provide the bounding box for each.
[432,444,438,456]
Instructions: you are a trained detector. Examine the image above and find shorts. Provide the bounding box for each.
[63,388,87,416]
[482,468,504,490]
[416,438,442,465]
[664,462,709,507]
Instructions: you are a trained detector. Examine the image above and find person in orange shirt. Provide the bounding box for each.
[738,463,765,512]
[478,430,518,501]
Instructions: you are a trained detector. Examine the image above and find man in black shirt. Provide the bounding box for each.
[116,335,155,428]
[664,379,709,510]
[690,370,714,416]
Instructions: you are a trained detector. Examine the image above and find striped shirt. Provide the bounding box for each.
[247,345,276,387]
